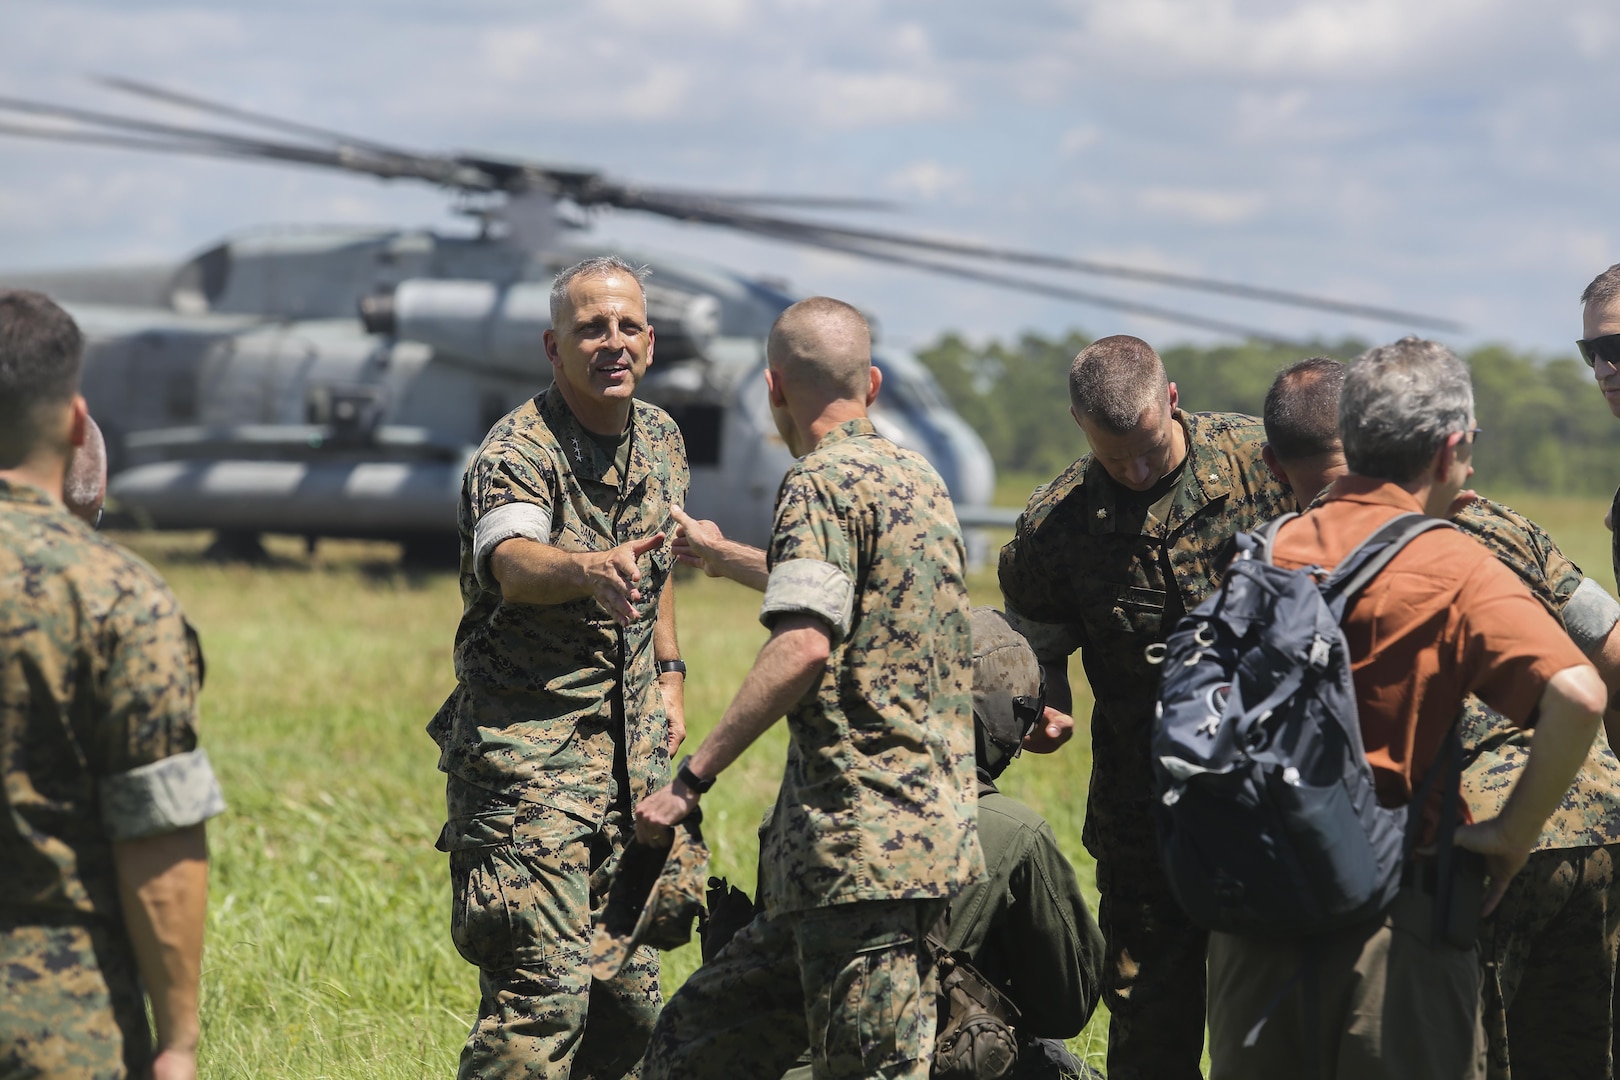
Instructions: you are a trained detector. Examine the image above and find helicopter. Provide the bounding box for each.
[0,78,1462,562]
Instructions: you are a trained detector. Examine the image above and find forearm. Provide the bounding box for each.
[710,540,769,592]
[490,538,591,605]
[1494,666,1605,846]
[655,583,686,750]
[113,824,209,1053]
[1042,662,1073,715]
[687,618,828,779]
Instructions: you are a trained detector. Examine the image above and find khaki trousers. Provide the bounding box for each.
[1208,888,1486,1080]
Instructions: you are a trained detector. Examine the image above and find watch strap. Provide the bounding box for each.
[657,659,687,677]
[677,755,715,795]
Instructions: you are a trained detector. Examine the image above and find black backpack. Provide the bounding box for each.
[1151,512,1459,938]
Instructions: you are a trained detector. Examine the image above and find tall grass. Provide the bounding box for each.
[117,489,1611,1076]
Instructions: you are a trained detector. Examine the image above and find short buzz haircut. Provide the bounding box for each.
[1068,335,1168,433]
[549,255,650,325]
[1264,357,1346,462]
[1340,336,1473,483]
[1582,264,1620,309]
[0,290,84,463]
[767,296,872,399]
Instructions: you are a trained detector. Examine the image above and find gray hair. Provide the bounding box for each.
[549,255,649,326]
[1582,264,1620,309]
[1339,337,1473,483]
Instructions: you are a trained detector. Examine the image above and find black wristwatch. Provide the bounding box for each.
[677,755,715,795]
[657,659,687,677]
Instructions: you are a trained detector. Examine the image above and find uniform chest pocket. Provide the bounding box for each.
[1087,584,1166,639]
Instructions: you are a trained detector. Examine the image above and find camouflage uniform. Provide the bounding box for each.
[428,385,689,1079]
[0,478,223,1079]
[644,417,982,1080]
[1453,498,1620,1080]
[997,410,1291,1080]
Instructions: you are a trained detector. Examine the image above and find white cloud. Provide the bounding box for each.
[1059,125,1101,157]
[886,160,968,200]
[1135,186,1267,225]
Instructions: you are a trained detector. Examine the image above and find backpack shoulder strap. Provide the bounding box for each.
[1320,513,1453,615]
[1251,512,1298,566]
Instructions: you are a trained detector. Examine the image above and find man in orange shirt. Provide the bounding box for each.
[1206,338,1607,1080]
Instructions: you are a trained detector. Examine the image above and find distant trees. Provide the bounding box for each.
[914,332,1620,497]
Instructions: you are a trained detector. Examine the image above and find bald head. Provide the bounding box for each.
[766,297,872,400]
[63,414,107,525]
[1068,335,1169,433]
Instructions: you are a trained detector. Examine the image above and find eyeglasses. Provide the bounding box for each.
[1577,334,1620,369]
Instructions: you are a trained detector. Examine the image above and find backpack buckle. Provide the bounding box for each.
[1308,635,1331,669]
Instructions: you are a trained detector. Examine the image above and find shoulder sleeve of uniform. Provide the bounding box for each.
[466,426,561,589]
[1454,499,1581,619]
[100,748,226,841]
[99,557,204,779]
[761,467,855,642]
[997,462,1087,630]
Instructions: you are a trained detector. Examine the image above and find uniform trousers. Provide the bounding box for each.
[643,898,942,1080]
[448,802,660,1080]
[1089,797,1209,1080]
[0,918,151,1080]
[1479,843,1620,1080]
[1208,887,1485,1080]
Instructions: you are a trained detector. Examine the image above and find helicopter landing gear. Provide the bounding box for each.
[203,529,270,564]
[400,534,460,569]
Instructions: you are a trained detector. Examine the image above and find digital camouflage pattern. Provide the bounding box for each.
[1477,845,1620,1080]
[1446,497,1620,1080]
[1453,497,1620,850]
[757,418,980,916]
[446,789,661,1079]
[0,921,151,1079]
[0,478,209,920]
[429,383,690,825]
[589,818,709,980]
[997,409,1290,1080]
[644,898,943,1080]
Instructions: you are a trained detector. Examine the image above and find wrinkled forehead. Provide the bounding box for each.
[563,272,647,322]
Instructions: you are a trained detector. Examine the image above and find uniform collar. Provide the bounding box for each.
[0,476,57,509]
[810,417,877,453]
[540,384,651,493]
[1321,474,1426,513]
[1084,410,1232,536]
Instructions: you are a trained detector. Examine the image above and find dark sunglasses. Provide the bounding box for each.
[1577,334,1620,369]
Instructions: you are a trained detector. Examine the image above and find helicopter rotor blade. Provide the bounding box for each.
[608,189,1463,332]
[95,74,420,160]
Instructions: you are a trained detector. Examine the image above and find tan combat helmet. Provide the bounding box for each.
[971,607,1046,780]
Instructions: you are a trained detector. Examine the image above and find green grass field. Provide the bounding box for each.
[112,487,1616,1077]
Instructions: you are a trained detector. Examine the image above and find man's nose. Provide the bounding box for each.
[603,319,627,350]
[1127,457,1153,484]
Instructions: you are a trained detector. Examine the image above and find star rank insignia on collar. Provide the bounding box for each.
[1097,508,1109,520]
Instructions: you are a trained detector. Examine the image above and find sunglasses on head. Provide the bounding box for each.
[1577,334,1620,369]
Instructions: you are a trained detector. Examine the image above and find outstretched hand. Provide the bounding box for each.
[582,533,665,625]
[671,505,726,577]
[1022,705,1075,754]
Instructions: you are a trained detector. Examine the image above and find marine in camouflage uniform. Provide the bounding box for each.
[999,407,1291,1080]
[1,478,224,1078]
[428,380,689,1079]
[642,415,982,1080]
[1452,497,1620,1080]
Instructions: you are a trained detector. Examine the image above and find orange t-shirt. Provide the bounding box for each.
[1271,477,1589,817]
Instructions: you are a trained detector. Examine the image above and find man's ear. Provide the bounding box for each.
[866,364,882,406]
[765,367,788,409]
[1167,380,1179,414]
[542,327,561,368]
[1069,403,1084,429]
[69,395,89,449]
[1261,443,1288,486]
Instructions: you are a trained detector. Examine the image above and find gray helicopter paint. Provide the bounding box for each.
[16,226,1004,547]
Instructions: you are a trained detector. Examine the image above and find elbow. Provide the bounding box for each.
[1546,664,1609,729]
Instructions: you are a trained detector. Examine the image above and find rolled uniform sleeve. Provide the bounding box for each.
[97,598,224,841]
[465,439,559,590]
[761,471,857,645]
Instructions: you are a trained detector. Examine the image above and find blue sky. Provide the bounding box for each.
[1,0,1616,356]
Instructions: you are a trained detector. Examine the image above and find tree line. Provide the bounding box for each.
[914,332,1617,497]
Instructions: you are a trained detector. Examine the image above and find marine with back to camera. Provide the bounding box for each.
[0,289,225,1080]
[996,333,1291,1079]
[427,256,690,1079]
